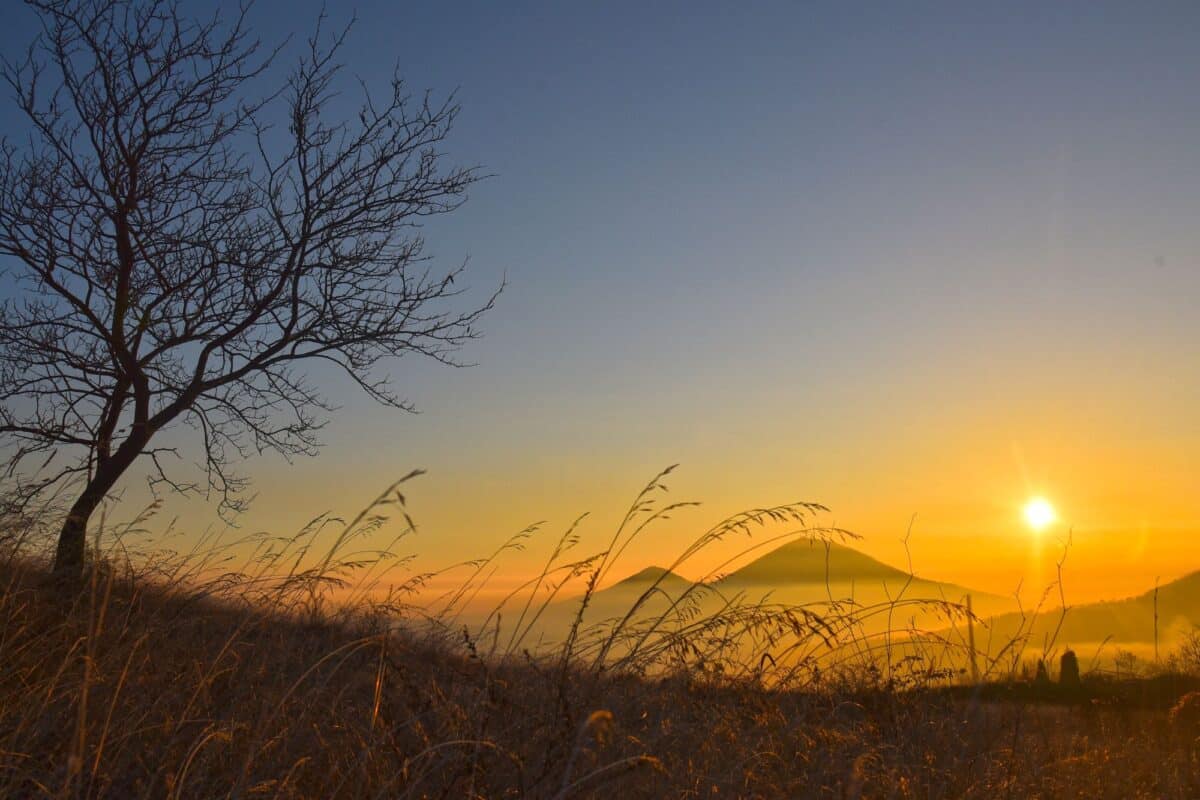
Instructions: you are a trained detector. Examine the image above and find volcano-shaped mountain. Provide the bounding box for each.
[720,539,911,584]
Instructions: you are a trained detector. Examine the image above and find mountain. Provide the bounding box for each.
[590,539,1011,615]
[720,539,911,584]
[497,542,1200,661]
[612,566,691,589]
[517,540,1014,646]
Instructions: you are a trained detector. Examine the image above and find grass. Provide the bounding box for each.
[3,470,1200,798]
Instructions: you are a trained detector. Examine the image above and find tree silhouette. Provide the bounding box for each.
[0,0,495,576]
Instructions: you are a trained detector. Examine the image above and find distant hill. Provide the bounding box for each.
[976,570,1200,652]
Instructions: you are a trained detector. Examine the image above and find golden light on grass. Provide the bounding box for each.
[1023,497,1057,531]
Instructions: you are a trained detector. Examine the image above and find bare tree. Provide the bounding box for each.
[0,0,496,577]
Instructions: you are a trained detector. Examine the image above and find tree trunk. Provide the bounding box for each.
[53,490,103,578]
[51,441,146,578]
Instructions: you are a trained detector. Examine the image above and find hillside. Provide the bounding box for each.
[3,553,1199,797]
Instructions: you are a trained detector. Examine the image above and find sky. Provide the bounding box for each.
[2,2,1200,603]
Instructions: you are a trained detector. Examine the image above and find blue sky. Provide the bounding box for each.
[2,2,1199,598]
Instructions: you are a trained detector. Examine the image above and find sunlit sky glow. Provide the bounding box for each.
[2,2,1199,603]
[1024,498,1057,532]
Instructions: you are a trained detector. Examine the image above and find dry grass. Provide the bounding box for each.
[2,472,1199,798]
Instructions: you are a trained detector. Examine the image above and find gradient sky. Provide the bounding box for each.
[3,2,1200,602]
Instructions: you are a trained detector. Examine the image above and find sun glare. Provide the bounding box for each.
[1023,497,1057,531]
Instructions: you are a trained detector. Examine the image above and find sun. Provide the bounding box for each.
[1023,497,1057,531]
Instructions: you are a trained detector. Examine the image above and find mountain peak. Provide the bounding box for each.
[722,538,911,584]
[614,566,689,587]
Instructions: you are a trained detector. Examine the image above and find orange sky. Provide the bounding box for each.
[167,395,1198,608]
